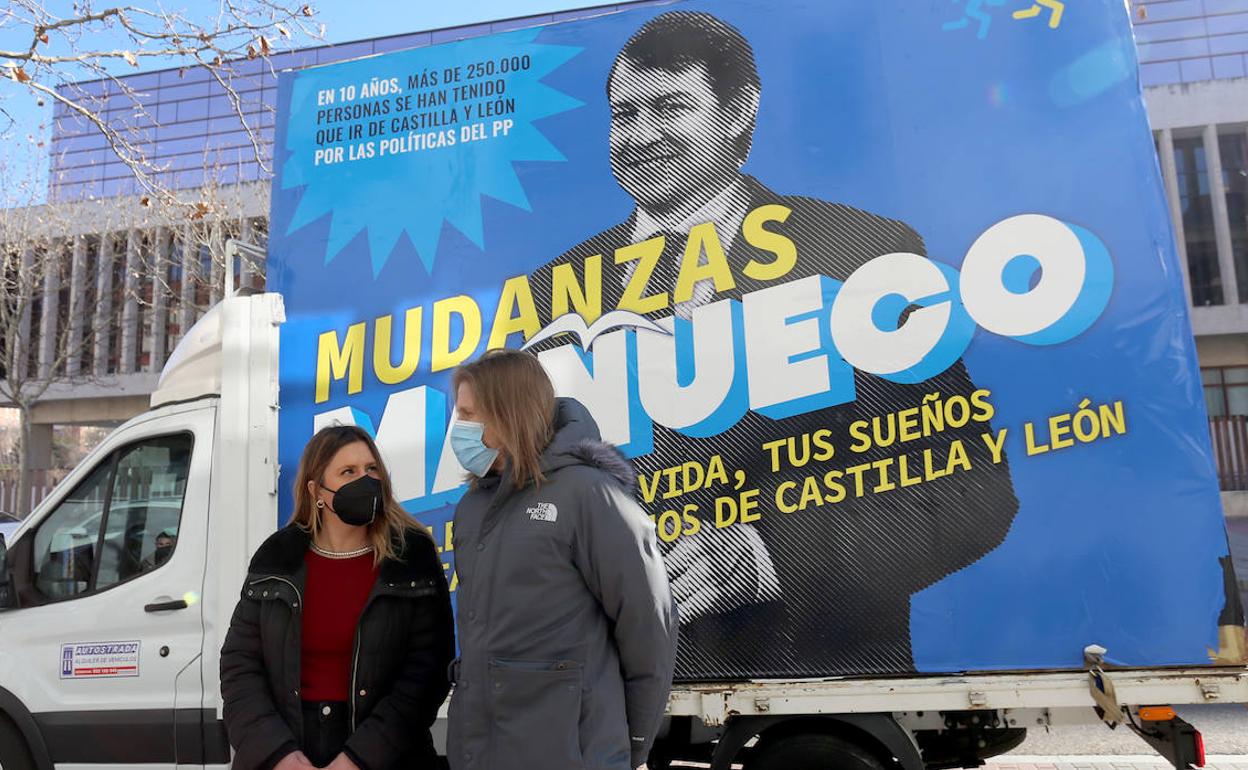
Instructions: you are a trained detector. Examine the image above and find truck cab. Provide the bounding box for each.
[0,293,281,769]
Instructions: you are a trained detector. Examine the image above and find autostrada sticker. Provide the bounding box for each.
[60,641,141,679]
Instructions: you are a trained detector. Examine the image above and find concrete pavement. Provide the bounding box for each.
[987,758,1248,770]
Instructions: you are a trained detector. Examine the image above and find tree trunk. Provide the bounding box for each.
[16,403,31,516]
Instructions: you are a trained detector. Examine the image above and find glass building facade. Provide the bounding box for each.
[1134,0,1248,86]
[47,5,653,203]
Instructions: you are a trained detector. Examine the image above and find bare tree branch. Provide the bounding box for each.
[0,153,270,512]
[2,0,319,210]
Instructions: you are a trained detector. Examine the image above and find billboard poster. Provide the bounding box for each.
[268,0,1244,679]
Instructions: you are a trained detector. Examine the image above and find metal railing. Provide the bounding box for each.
[0,469,70,514]
[1210,416,1248,491]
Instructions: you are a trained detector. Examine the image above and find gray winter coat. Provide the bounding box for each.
[447,398,677,770]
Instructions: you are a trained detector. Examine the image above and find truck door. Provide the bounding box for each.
[0,404,214,768]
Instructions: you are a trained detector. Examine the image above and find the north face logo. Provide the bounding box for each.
[528,502,558,522]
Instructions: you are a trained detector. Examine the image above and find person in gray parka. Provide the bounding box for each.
[446,348,678,770]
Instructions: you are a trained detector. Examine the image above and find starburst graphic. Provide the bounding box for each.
[280,29,584,275]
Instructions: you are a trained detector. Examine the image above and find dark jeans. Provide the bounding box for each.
[301,700,350,766]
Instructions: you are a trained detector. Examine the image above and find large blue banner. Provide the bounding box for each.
[268,0,1242,679]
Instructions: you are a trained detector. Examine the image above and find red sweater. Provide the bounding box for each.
[300,550,379,702]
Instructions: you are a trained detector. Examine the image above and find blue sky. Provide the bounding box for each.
[0,0,602,203]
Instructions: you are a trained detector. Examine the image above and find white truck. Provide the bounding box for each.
[0,290,1242,770]
[2,1,1248,768]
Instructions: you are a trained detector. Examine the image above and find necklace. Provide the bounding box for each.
[310,542,374,560]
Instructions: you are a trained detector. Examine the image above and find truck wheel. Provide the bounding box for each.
[0,712,35,770]
[747,732,886,770]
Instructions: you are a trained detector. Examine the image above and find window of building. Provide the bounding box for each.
[221,220,242,293]
[53,240,72,378]
[93,233,116,375]
[26,252,43,378]
[1221,131,1248,304]
[109,233,126,374]
[138,230,155,372]
[1203,366,1248,417]
[145,228,173,373]
[78,236,100,375]
[166,233,184,362]
[1175,135,1224,306]
[246,217,269,289]
[194,232,213,312]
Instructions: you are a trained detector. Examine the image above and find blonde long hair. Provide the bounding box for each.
[453,349,557,489]
[290,425,426,564]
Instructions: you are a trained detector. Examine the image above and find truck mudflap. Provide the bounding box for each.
[1085,647,1210,770]
[1128,709,1205,770]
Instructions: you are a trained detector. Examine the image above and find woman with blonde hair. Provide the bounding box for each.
[446,348,677,770]
[221,425,454,770]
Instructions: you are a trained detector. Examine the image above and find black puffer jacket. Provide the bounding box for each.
[220,525,454,770]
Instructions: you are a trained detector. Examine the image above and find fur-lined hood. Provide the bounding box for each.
[541,398,636,489]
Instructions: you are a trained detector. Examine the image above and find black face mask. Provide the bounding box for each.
[321,475,383,527]
[154,545,174,566]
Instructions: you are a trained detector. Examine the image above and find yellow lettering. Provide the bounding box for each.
[742,204,797,281]
[762,439,786,472]
[488,275,541,350]
[899,455,923,487]
[822,469,847,504]
[638,471,660,504]
[845,463,871,497]
[616,236,669,314]
[923,449,948,480]
[373,307,422,386]
[848,420,872,453]
[681,507,702,537]
[739,489,761,524]
[1049,414,1075,450]
[551,256,603,325]
[776,481,798,513]
[799,475,823,510]
[1025,422,1050,455]
[674,222,736,303]
[431,295,482,372]
[315,322,366,403]
[873,458,897,493]
[705,455,729,487]
[947,439,972,473]
[662,466,682,499]
[812,429,835,462]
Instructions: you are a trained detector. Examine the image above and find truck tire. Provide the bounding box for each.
[747,732,887,770]
[0,711,36,770]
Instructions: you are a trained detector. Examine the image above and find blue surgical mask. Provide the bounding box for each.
[450,420,500,477]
